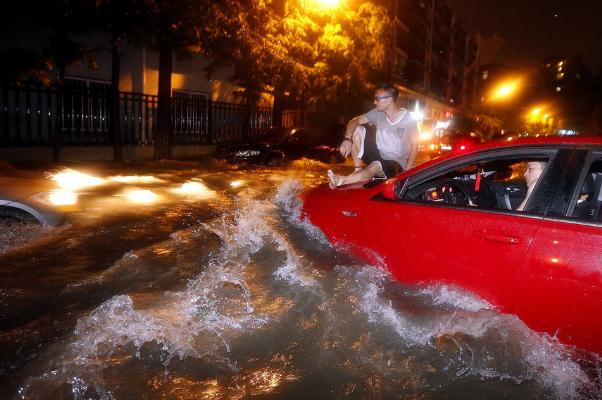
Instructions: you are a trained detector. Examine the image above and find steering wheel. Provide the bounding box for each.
[437,180,474,206]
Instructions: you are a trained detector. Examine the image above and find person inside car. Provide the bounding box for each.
[516,161,547,211]
[326,83,419,189]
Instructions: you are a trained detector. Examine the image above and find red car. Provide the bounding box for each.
[302,137,602,355]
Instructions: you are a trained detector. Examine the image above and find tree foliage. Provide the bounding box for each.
[209,0,393,114]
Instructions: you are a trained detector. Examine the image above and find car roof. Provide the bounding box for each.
[407,136,602,176]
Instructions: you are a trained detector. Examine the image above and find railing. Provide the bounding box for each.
[0,82,275,147]
[282,109,306,128]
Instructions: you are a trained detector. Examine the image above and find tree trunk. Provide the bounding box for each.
[53,30,68,163]
[110,33,123,161]
[272,88,284,128]
[154,41,172,160]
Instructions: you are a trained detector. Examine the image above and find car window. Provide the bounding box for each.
[254,128,289,142]
[402,155,550,213]
[569,157,602,222]
[284,128,318,144]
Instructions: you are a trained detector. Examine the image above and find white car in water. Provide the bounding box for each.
[0,177,78,226]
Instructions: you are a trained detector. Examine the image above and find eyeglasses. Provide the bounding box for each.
[374,95,392,102]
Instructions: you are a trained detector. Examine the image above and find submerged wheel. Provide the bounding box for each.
[0,206,39,225]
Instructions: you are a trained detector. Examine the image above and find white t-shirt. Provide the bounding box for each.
[363,107,419,169]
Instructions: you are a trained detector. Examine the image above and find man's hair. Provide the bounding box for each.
[376,83,399,101]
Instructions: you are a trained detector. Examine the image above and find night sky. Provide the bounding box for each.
[449,0,602,73]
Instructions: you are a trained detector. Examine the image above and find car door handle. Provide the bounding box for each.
[341,210,357,218]
[482,232,521,244]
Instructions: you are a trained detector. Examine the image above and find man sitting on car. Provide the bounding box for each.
[327,83,419,189]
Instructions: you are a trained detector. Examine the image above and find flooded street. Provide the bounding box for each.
[0,159,600,400]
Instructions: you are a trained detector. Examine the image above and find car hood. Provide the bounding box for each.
[0,177,56,203]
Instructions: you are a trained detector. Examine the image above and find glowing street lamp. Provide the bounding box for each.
[488,78,523,102]
[309,0,340,7]
[303,0,341,10]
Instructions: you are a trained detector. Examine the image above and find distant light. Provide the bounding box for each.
[435,120,451,129]
[50,169,105,190]
[48,190,78,206]
[418,131,432,141]
[489,78,522,102]
[413,102,424,120]
[172,181,215,199]
[556,86,562,92]
[550,257,560,263]
[124,189,157,203]
[109,175,159,184]
[230,180,244,188]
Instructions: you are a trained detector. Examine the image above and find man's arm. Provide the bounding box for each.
[405,143,418,170]
[344,115,369,139]
[405,119,420,169]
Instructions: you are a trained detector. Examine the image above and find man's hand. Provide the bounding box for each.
[339,140,353,157]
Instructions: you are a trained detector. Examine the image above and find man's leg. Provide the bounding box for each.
[327,161,384,189]
[350,125,366,171]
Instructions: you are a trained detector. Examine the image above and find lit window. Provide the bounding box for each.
[556,73,564,80]
[482,71,488,80]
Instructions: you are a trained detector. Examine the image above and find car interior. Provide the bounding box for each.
[571,158,602,221]
[403,157,548,211]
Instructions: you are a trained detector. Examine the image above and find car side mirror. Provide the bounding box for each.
[382,177,408,200]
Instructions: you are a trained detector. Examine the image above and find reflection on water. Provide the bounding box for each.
[1,159,600,399]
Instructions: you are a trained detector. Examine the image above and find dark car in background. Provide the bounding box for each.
[214,127,345,165]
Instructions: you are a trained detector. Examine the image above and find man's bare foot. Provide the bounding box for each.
[327,170,343,189]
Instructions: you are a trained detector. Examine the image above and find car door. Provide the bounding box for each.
[515,149,602,354]
[345,148,563,313]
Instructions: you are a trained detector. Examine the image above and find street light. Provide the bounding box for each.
[488,78,522,102]
[309,0,340,7]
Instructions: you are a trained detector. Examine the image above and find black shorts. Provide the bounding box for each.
[361,125,403,178]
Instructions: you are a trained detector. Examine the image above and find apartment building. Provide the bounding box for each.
[382,0,479,121]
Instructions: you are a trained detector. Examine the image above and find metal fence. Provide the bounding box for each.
[0,81,273,147]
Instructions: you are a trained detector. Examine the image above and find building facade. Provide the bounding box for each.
[381,0,479,122]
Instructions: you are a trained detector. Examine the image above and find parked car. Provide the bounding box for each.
[301,137,602,355]
[0,177,78,226]
[214,127,344,165]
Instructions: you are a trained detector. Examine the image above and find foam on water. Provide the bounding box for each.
[274,178,331,246]
[332,263,599,399]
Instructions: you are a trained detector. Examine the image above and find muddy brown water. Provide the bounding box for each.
[1,159,600,399]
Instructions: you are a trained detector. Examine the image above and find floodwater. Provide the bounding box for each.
[0,158,600,400]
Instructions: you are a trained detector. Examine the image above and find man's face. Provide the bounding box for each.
[373,89,393,111]
[524,161,545,188]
